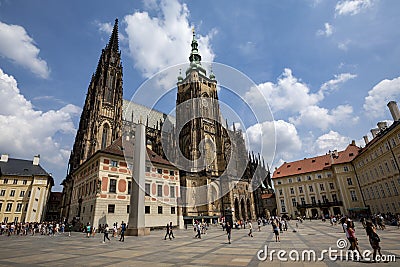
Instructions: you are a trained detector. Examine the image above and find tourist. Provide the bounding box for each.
[168,222,175,239]
[103,224,110,243]
[257,218,261,232]
[365,221,382,262]
[272,221,280,242]
[119,221,126,242]
[226,222,232,244]
[347,222,362,258]
[164,222,170,240]
[86,222,91,238]
[248,221,253,237]
[194,222,201,239]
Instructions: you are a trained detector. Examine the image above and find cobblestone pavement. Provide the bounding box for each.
[0,221,398,266]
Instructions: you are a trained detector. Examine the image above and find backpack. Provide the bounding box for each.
[371,232,380,242]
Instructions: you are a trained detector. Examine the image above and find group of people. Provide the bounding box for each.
[0,221,73,236]
[341,216,384,262]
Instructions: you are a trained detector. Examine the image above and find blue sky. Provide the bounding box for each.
[1,0,400,191]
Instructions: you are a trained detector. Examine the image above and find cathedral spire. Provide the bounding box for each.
[108,18,119,52]
[189,27,201,64]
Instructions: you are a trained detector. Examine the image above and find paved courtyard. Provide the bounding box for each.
[0,220,398,266]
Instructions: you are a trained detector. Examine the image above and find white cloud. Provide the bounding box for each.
[317,22,333,37]
[124,0,216,78]
[95,20,126,42]
[0,68,80,167]
[289,104,358,130]
[335,0,373,16]
[364,76,400,118]
[0,21,49,79]
[245,68,323,114]
[246,120,301,164]
[320,72,357,93]
[313,130,350,155]
[338,40,351,51]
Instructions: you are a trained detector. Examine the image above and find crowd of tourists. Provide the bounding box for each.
[0,221,73,236]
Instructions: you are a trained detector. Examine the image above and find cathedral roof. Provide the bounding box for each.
[101,136,175,167]
[272,144,359,179]
[122,100,175,129]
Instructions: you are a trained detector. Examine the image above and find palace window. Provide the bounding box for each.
[109,179,117,193]
[108,204,115,213]
[329,183,334,190]
[0,190,5,196]
[23,180,27,185]
[301,197,306,205]
[350,191,357,201]
[157,168,162,174]
[299,186,303,194]
[10,190,15,197]
[127,205,130,214]
[290,188,294,194]
[391,181,398,196]
[343,166,349,172]
[171,207,176,214]
[3,179,8,184]
[279,189,282,195]
[158,206,163,214]
[332,194,338,202]
[128,181,132,194]
[110,160,118,167]
[347,178,353,186]
[308,185,314,192]
[170,186,175,198]
[157,185,162,197]
[170,170,175,176]
[13,179,17,184]
[322,195,328,203]
[145,183,150,196]
[6,203,12,212]
[292,198,297,207]
[380,184,386,197]
[311,196,316,204]
[297,177,301,182]
[320,184,325,191]
[385,182,391,197]
[145,206,150,214]
[19,191,25,197]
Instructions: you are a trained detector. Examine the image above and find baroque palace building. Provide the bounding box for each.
[61,20,274,228]
[273,100,400,218]
[0,154,54,223]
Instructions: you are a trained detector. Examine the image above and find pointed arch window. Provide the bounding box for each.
[101,124,110,149]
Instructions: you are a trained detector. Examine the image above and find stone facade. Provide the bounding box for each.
[0,155,53,223]
[273,144,363,218]
[67,142,182,228]
[353,101,400,215]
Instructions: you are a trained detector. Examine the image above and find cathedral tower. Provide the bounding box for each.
[176,30,228,216]
[68,19,123,174]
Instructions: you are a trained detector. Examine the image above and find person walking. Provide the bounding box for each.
[347,222,362,257]
[164,222,170,240]
[365,221,382,262]
[86,223,91,238]
[194,223,201,239]
[168,222,175,239]
[119,221,126,242]
[248,221,253,237]
[272,221,280,242]
[103,224,110,243]
[226,222,232,244]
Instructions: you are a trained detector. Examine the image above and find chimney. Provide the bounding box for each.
[351,140,356,146]
[377,121,388,132]
[0,154,9,162]
[33,155,40,166]
[371,128,379,138]
[363,135,369,145]
[387,101,400,121]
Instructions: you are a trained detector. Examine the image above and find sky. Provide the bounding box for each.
[0,0,400,191]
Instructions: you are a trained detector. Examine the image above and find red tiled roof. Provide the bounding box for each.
[101,136,175,167]
[272,144,360,179]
